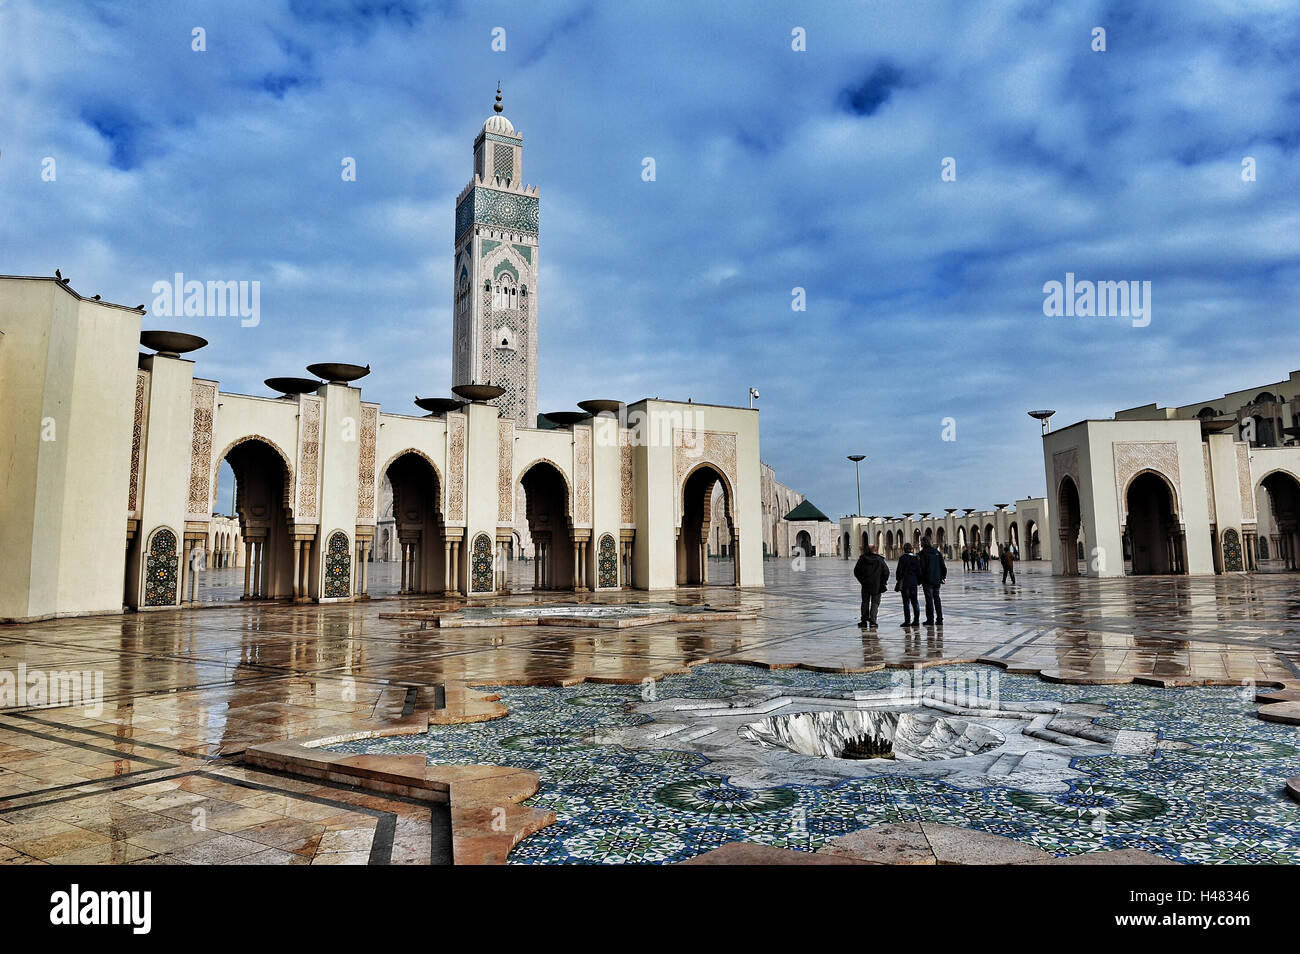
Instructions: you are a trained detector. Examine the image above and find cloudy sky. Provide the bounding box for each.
[3,0,1298,518]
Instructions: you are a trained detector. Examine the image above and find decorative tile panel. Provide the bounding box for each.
[447,412,467,523]
[1202,444,1216,523]
[574,426,592,527]
[619,430,634,525]
[356,404,379,522]
[471,533,494,592]
[187,382,217,519]
[1112,441,1181,520]
[323,530,351,598]
[597,534,618,588]
[129,370,147,515]
[144,527,178,606]
[498,419,514,522]
[673,429,738,524]
[1236,443,1256,522]
[1222,527,1243,572]
[1052,447,1079,499]
[296,396,321,521]
[456,187,539,240]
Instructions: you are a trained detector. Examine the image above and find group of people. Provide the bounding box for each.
[853,540,1020,628]
[852,540,946,628]
[962,545,1018,584]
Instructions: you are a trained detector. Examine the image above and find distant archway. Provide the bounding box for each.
[522,460,575,590]
[381,451,445,595]
[1125,471,1184,575]
[796,529,812,556]
[1259,470,1300,570]
[216,437,294,600]
[680,464,736,585]
[1057,476,1082,576]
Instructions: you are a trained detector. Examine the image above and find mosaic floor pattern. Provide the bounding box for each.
[331,663,1300,865]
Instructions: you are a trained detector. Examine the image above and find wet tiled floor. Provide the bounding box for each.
[334,664,1300,864]
[1,559,1298,863]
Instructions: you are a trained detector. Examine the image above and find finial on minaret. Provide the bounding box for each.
[494,82,503,114]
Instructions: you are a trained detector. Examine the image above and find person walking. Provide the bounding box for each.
[1000,545,1016,584]
[895,542,922,627]
[919,538,947,625]
[852,544,890,628]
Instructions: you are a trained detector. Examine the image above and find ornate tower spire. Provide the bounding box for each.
[451,88,539,427]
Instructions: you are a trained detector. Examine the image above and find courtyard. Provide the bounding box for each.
[0,558,1296,865]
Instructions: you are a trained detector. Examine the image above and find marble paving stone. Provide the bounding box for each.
[2,560,1299,865]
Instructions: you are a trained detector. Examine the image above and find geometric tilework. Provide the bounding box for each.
[597,534,617,589]
[144,527,179,606]
[330,663,1300,866]
[323,531,351,599]
[471,533,494,593]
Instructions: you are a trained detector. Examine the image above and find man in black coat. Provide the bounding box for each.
[852,545,889,628]
[919,540,948,625]
[895,542,922,627]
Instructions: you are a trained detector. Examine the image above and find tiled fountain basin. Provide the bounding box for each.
[739,709,1005,762]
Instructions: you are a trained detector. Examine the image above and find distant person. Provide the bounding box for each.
[895,542,922,627]
[852,544,890,629]
[1000,545,1016,584]
[961,547,971,571]
[980,547,990,571]
[919,538,947,625]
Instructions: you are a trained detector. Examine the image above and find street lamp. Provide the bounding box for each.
[1028,409,1056,435]
[847,454,865,517]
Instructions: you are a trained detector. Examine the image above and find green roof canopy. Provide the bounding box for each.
[783,500,831,522]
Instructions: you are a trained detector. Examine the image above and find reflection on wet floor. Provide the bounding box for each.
[0,559,1297,863]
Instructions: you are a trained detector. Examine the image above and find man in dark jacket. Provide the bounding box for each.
[999,545,1016,584]
[852,545,890,628]
[895,543,922,627]
[919,540,947,625]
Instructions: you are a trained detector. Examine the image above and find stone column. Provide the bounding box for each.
[732,531,741,588]
[243,541,253,598]
[292,540,302,600]
[443,540,453,594]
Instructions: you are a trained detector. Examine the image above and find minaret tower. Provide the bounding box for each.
[452,85,539,426]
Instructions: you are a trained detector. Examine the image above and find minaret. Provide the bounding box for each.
[452,84,539,426]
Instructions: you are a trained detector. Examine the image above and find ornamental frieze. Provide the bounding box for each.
[296,396,321,520]
[356,404,379,522]
[1112,441,1181,520]
[187,381,217,519]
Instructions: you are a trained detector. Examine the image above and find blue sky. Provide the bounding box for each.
[3,0,1298,518]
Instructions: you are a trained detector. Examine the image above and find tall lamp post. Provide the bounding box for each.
[847,454,865,517]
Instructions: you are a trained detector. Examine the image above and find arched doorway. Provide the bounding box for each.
[1125,472,1184,575]
[861,530,869,555]
[842,531,851,558]
[679,464,736,585]
[936,526,947,557]
[219,438,294,600]
[1057,477,1082,575]
[381,451,445,595]
[1260,471,1300,570]
[796,529,813,555]
[1025,520,1040,560]
[521,461,574,590]
[885,530,895,556]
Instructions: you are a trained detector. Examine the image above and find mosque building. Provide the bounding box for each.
[0,93,779,622]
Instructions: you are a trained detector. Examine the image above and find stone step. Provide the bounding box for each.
[986,751,1026,776]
